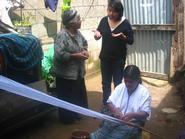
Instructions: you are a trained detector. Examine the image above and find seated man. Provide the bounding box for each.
[91,65,151,139]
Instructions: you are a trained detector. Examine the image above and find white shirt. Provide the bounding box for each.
[109,16,126,31]
[107,83,151,119]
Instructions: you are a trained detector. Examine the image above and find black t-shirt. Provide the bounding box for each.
[97,16,134,60]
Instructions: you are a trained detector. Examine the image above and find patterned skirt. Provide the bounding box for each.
[90,106,143,139]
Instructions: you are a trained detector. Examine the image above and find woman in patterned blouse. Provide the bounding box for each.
[53,9,89,124]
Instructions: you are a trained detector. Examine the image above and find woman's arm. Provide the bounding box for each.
[92,30,102,40]
[121,111,149,122]
[124,20,134,45]
[122,93,151,122]
[92,17,105,40]
[107,102,148,121]
[70,51,88,60]
[54,33,71,62]
[107,102,124,119]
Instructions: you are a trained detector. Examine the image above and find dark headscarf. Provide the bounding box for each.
[62,9,77,26]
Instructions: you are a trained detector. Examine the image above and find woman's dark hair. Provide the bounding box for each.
[108,0,124,20]
[123,65,142,83]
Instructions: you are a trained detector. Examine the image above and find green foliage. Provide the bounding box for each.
[61,0,72,13]
[13,12,34,27]
[13,20,32,27]
[42,45,54,85]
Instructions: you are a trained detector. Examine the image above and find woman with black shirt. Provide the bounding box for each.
[93,0,134,105]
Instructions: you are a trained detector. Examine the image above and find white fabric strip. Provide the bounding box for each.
[0,75,121,124]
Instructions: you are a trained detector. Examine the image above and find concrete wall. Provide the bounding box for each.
[11,0,107,43]
[11,0,107,75]
[11,0,62,43]
[71,0,107,75]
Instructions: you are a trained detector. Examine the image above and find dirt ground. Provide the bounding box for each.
[3,74,185,139]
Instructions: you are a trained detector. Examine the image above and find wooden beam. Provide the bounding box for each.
[141,71,168,80]
[132,24,176,31]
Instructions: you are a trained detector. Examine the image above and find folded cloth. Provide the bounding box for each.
[44,0,59,12]
[0,33,43,71]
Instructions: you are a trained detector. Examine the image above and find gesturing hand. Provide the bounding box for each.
[92,30,102,40]
[112,32,127,40]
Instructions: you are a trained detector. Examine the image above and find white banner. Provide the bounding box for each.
[0,75,121,124]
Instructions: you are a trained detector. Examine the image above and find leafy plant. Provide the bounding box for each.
[42,45,55,88]
[13,12,35,27]
[62,0,72,13]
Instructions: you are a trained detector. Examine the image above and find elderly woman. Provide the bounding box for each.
[53,9,89,124]
[91,65,151,139]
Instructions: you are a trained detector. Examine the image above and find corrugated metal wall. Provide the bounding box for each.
[123,0,174,77]
[123,0,173,24]
[127,30,173,74]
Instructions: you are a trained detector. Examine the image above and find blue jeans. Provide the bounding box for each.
[100,59,125,104]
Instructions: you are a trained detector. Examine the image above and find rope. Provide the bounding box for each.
[82,0,95,21]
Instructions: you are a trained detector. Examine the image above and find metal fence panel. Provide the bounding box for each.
[127,30,173,74]
[123,0,173,76]
[123,0,173,25]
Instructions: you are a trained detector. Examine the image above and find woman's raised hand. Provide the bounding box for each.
[92,30,102,40]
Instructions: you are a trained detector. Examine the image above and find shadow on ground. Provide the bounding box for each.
[1,75,185,139]
[1,91,102,139]
[143,82,185,139]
